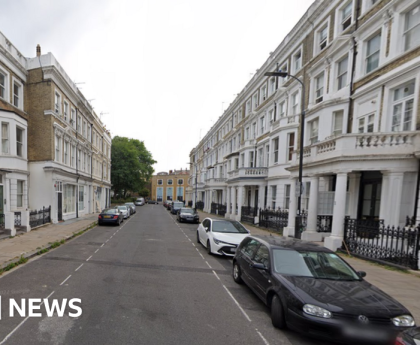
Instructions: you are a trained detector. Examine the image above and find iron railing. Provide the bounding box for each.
[241,206,257,224]
[259,208,289,232]
[0,214,4,229]
[210,203,227,216]
[343,217,420,270]
[29,206,52,228]
[317,215,333,232]
[14,212,21,226]
[196,201,204,211]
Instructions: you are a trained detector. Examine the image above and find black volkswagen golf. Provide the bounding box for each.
[232,235,415,344]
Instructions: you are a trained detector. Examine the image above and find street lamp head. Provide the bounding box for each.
[264,71,288,78]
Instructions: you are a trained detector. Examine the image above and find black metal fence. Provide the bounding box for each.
[241,206,257,224]
[0,214,4,229]
[14,212,21,226]
[210,203,227,216]
[317,215,333,232]
[196,201,204,211]
[343,217,420,270]
[259,208,289,232]
[29,206,51,228]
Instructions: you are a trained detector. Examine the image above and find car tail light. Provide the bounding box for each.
[98,215,102,219]
[394,336,405,345]
[113,215,118,219]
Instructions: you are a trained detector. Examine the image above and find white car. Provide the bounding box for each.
[115,205,130,219]
[197,218,250,256]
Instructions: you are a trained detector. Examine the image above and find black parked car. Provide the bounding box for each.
[98,208,124,226]
[176,208,199,223]
[232,235,415,344]
[396,327,420,344]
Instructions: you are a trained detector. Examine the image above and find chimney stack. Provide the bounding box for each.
[36,44,41,57]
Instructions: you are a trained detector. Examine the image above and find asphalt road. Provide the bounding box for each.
[0,205,335,345]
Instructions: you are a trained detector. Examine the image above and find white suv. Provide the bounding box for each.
[135,197,145,206]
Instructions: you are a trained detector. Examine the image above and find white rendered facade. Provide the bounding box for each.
[189,0,420,251]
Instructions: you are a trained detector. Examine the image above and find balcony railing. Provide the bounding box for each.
[293,131,420,165]
[228,167,268,179]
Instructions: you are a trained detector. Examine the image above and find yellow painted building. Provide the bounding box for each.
[150,169,190,202]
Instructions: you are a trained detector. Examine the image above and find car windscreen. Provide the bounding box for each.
[272,249,360,281]
[102,209,117,214]
[173,203,183,208]
[117,206,127,210]
[212,221,248,234]
[180,208,194,214]
[125,203,134,206]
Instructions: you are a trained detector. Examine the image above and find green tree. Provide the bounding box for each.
[111,136,156,198]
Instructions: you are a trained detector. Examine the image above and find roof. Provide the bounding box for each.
[250,235,331,252]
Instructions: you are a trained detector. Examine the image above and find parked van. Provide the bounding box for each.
[171,201,184,214]
[135,197,145,206]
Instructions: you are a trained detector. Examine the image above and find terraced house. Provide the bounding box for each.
[188,0,420,251]
[0,32,111,235]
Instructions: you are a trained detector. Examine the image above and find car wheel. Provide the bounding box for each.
[196,231,200,244]
[207,240,212,255]
[232,262,243,284]
[271,295,286,329]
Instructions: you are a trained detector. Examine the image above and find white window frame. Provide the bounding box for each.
[291,92,299,116]
[259,116,265,135]
[365,32,381,74]
[71,108,76,129]
[16,126,24,157]
[315,20,329,55]
[279,100,286,118]
[55,135,61,162]
[273,137,279,164]
[12,78,23,109]
[337,55,349,90]
[314,72,325,104]
[292,48,302,74]
[404,4,420,51]
[17,180,24,208]
[340,1,353,33]
[280,61,289,84]
[390,80,415,132]
[253,93,258,109]
[308,118,319,145]
[0,67,9,101]
[357,114,375,133]
[63,101,69,122]
[54,91,61,114]
[1,122,9,154]
[269,77,276,95]
[332,110,344,136]
[167,179,173,185]
[260,84,267,102]
[271,185,277,210]
[286,132,295,162]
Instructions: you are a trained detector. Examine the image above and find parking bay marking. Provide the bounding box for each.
[60,275,72,286]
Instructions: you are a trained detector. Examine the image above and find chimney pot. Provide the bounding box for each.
[36,44,41,57]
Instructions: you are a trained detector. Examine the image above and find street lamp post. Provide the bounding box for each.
[264,70,306,237]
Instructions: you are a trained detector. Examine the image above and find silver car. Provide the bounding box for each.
[125,202,136,214]
[115,205,130,219]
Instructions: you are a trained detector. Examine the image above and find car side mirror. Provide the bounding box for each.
[205,227,209,232]
[357,271,366,278]
[252,262,268,271]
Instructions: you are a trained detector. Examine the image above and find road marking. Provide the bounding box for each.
[75,263,84,271]
[212,270,221,281]
[222,285,252,322]
[105,239,109,243]
[255,329,270,345]
[95,249,99,253]
[192,243,195,247]
[86,255,93,261]
[199,253,205,259]
[205,261,212,269]
[60,275,72,286]
[101,243,104,247]
[0,291,55,344]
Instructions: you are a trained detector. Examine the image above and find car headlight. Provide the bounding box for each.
[213,238,233,245]
[303,304,332,319]
[392,315,415,327]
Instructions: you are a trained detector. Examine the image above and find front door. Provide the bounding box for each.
[247,190,251,207]
[358,172,382,222]
[254,189,259,209]
[0,186,3,214]
[57,192,63,221]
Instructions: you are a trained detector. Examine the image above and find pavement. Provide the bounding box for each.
[197,209,420,323]
[0,208,419,326]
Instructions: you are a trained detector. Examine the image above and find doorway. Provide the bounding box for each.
[358,171,382,222]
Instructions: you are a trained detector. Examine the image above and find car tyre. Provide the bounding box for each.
[271,295,286,329]
[207,240,212,255]
[196,231,200,244]
[232,262,243,284]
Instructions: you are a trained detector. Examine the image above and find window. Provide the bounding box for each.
[358,114,374,133]
[269,109,274,122]
[55,92,61,114]
[55,135,61,162]
[271,185,277,209]
[245,127,249,140]
[318,25,328,51]
[64,102,69,121]
[249,151,254,167]
[293,50,302,73]
[83,121,87,138]
[279,101,286,117]
[246,100,251,115]
[87,125,91,141]
[280,62,288,84]
[366,33,381,73]
[79,186,84,211]
[254,245,269,267]
[287,133,295,161]
[71,108,76,129]
[16,127,23,157]
[341,2,352,31]
[404,5,420,51]
[284,185,291,209]
[166,187,173,200]
[17,180,24,207]
[63,185,76,214]
[269,77,276,95]
[261,85,267,101]
[332,110,344,136]
[253,93,258,109]
[13,82,21,108]
[273,137,279,163]
[391,80,415,132]
[314,73,324,104]
[178,179,183,185]
[77,115,81,133]
[260,116,265,135]
[252,123,256,138]
[78,149,81,169]
[309,118,319,144]
[266,145,269,167]
[258,148,264,167]
[71,145,75,167]
[0,71,5,99]
[167,179,173,185]
[337,56,348,90]
[291,92,299,115]
[2,123,9,154]
[235,158,239,169]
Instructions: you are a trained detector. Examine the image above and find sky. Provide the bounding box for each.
[0,0,314,173]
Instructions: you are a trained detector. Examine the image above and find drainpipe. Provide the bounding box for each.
[413,159,420,224]
[75,108,79,218]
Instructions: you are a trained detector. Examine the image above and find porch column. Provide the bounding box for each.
[226,187,231,218]
[302,176,322,241]
[379,172,390,223]
[237,186,244,221]
[325,172,348,251]
[385,172,404,226]
[348,173,361,218]
[283,178,297,237]
[258,186,265,211]
[231,187,237,220]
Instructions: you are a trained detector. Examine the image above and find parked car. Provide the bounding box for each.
[197,218,250,256]
[148,199,158,204]
[166,200,173,211]
[232,235,415,344]
[98,208,124,226]
[396,327,420,344]
[125,202,136,214]
[134,197,145,206]
[177,208,199,223]
[163,200,168,207]
[115,205,130,219]
[170,201,184,214]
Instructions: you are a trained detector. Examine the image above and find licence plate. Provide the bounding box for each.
[343,326,389,341]
[104,215,111,219]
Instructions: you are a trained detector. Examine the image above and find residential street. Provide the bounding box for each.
[0,204,336,345]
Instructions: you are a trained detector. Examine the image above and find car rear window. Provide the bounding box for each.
[103,209,117,214]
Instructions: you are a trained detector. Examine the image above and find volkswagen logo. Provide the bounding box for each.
[358,315,369,324]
